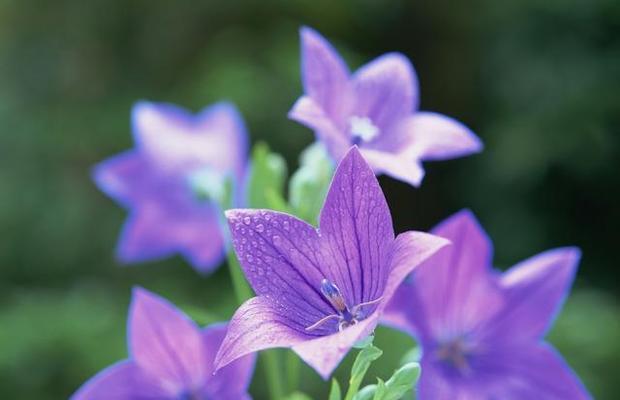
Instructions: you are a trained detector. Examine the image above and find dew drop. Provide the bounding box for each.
[243,216,251,225]
[256,224,265,233]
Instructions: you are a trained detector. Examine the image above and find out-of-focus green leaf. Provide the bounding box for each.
[329,378,342,400]
[400,346,421,365]
[284,391,314,400]
[372,362,421,400]
[353,384,377,400]
[344,344,383,400]
[247,142,288,211]
[289,142,334,224]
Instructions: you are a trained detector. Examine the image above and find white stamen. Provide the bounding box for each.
[349,116,380,143]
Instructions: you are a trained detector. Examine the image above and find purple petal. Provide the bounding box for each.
[483,247,580,343]
[400,112,483,161]
[319,146,394,306]
[92,151,151,209]
[382,231,450,312]
[214,296,310,371]
[407,210,503,341]
[128,287,208,395]
[351,53,418,133]
[381,281,417,336]
[225,209,335,331]
[293,314,380,380]
[299,27,351,122]
[289,96,351,161]
[475,343,591,399]
[132,101,248,177]
[201,323,256,399]
[71,360,168,400]
[117,203,225,273]
[417,359,478,400]
[360,148,425,187]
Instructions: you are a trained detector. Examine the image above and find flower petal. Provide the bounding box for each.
[417,359,478,400]
[129,287,207,395]
[300,27,351,122]
[484,247,581,343]
[202,323,256,399]
[225,209,336,330]
[407,210,503,341]
[132,101,248,177]
[359,148,425,187]
[319,146,394,306]
[476,343,591,399]
[401,112,482,161]
[71,360,167,400]
[293,314,379,380]
[214,296,310,370]
[92,151,151,209]
[351,53,418,132]
[289,96,351,161]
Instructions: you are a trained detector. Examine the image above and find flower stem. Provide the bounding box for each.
[226,249,284,399]
[286,350,301,394]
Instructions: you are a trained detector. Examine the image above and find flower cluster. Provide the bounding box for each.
[75,27,590,399]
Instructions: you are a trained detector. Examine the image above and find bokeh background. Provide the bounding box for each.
[1,0,619,398]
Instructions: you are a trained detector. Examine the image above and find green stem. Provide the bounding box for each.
[286,350,301,394]
[226,249,284,399]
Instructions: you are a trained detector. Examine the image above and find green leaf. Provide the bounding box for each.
[284,391,314,400]
[352,385,377,400]
[329,378,342,400]
[400,345,421,365]
[373,362,421,400]
[289,142,334,224]
[344,344,383,400]
[247,142,288,210]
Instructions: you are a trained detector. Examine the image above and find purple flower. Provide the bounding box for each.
[94,101,249,273]
[213,147,449,379]
[383,210,590,399]
[289,27,483,187]
[72,287,256,400]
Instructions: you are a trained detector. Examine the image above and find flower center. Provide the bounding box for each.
[177,390,204,400]
[435,337,473,375]
[186,166,227,204]
[349,116,380,144]
[305,279,382,332]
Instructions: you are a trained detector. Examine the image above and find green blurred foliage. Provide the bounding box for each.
[0,0,618,398]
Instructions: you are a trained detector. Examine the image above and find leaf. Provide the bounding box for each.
[353,385,377,400]
[344,344,383,400]
[329,378,342,400]
[284,391,314,400]
[247,142,288,210]
[289,142,334,224]
[373,362,421,400]
[400,345,421,365]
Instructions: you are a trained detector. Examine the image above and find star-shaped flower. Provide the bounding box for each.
[383,210,591,399]
[93,101,249,273]
[213,147,449,379]
[72,287,256,400]
[289,27,483,187]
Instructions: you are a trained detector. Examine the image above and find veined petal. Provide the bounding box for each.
[401,112,482,161]
[70,360,168,400]
[351,53,418,132]
[319,146,394,305]
[293,314,379,380]
[359,148,425,187]
[475,343,591,399]
[289,96,351,161]
[382,231,450,311]
[483,247,581,343]
[128,288,207,395]
[409,210,503,340]
[226,209,335,329]
[300,27,351,122]
[214,297,310,371]
[202,323,256,399]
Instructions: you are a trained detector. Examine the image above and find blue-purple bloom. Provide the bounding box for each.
[72,287,256,400]
[93,101,249,273]
[383,210,591,399]
[289,27,482,187]
[214,147,449,379]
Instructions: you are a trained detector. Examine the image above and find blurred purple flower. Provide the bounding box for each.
[72,287,256,400]
[289,27,483,187]
[213,147,449,379]
[93,101,249,273]
[383,210,591,399]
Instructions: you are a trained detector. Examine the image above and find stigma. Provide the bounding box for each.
[306,279,382,332]
[349,116,379,144]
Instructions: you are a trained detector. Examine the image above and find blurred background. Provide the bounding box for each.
[1,0,618,398]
